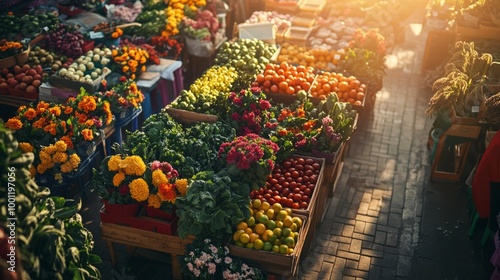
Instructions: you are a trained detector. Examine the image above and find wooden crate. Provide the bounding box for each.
[227,213,309,278]
[101,223,195,280]
[165,106,218,124]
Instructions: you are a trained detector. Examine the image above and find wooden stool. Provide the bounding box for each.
[430,124,481,182]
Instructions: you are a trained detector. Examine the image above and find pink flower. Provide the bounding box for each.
[187,262,193,271]
[224,257,232,264]
[208,263,216,274]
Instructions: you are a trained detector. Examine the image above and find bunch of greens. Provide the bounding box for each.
[123,110,236,178]
[175,171,251,242]
[0,124,101,280]
[125,10,166,37]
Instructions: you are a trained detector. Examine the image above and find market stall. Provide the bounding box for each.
[0,0,398,279]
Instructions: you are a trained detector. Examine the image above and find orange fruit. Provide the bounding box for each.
[338,81,349,92]
[349,89,357,99]
[286,86,295,95]
[350,79,361,89]
[254,223,266,235]
[322,83,331,93]
[356,92,365,101]
[270,84,279,93]
[279,81,288,90]
[280,61,289,71]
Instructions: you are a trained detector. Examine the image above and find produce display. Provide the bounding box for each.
[307,17,364,50]
[244,10,293,33]
[214,39,278,91]
[54,47,112,84]
[275,42,344,71]
[310,71,365,105]
[0,63,45,96]
[251,156,321,210]
[0,13,59,39]
[232,200,304,254]
[255,61,316,97]
[169,65,238,114]
[44,24,87,59]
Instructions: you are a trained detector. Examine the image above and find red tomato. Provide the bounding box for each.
[312,163,320,170]
[302,195,309,203]
[273,190,280,196]
[286,198,294,208]
[299,185,307,191]
[268,198,276,205]
[296,177,303,183]
[292,202,300,209]
[304,188,312,196]
[282,181,290,188]
[305,158,315,165]
[283,161,292,168]
[300,201,309,209]
[273,173,281,180]
[302,175,309,183]
[293,193,302,202]
[275,184,283,192]
[270,178,279,185]
[293,188,301,194]
[291,171,299,178]
[284,172,291,178]
[278,177,286,184]
[296,158,305,165]
[304,165,314,171]
[305,169,314,176]
[264,193,271,199]
[295,164,304,171]
[282,188,291,196]
[273,195,282,203]
[250,192,255,199]
[309,175,317,184]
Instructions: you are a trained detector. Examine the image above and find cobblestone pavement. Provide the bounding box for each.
[297,4,496,280]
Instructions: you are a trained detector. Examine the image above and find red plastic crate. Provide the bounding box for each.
[100,206,179,235]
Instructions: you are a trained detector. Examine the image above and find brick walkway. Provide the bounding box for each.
[297,7,435,280]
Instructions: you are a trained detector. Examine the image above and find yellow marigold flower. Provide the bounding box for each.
[37,101,50,110]
[158,182,176,203]
[147,194,162,209]
[54,141,67,152]
[19,142,34,153]
[53,152,68,164]
[120,155,146,176]
[5,118,22,130]
[24,108,37,120]
[69,153,80,169]
[108,155,122,171]
[175,179,189,196]
[113,171,126,187]
[37,163,48,174]
[60,161,74,173]
[44,145,57,155]
[81,128,94,141]
[129,178,149,202]
[17,105,26,113]
[152,169,168,188]
[39,150,52,164]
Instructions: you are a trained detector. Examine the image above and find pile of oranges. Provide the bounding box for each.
[310,71,366,105]
[255,62,315,96]
[232,199,304,255]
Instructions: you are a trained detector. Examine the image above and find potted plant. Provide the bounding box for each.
[98,75,145,119]
[92,146,150,216]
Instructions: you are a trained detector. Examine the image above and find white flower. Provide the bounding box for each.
[209,244,219,254]
[215,257,222,264]
[204,238,211,243]
[224,256,232,264]
[189,251,195,257]
[200,252,209,262]
[194,258,204,268]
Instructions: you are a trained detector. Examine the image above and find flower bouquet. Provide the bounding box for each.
[92,151,150,215]
[218,134,279,191]
[225,88,273,136]
[145,160,188,221]
[110,45,150,80]
[150,35,184,60]
[179,238,264,280]
[99,76,144,117]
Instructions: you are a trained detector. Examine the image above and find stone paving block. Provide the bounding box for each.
[362,247,385,259]
[376,252,398,268]
[337,250,361,261]
[342,224,355,238]
[343,268,369,278]
[356,214,378,224]
[363,222,376,236]
[388,213,403,228]
[354,220,365,233]
[342,275,356,280]
[338,242,350,252]
[367,209,379,217]
[369,199,380,211]
[346,260,359,269]
[358,255,371,271]
[333,257,347,272]
[396,255,412,277]
[374,231,387,245]
[368,265,382,280]
[361,240,373,250]
[333,235,354,244]
[378,213,388,225]
[349,239,362,254]
[319,262,334,279]
[324,254,336,264]
[352,232,374,243]
[376,224,400,234]
[327,241,339,256]
[361,192,372,203]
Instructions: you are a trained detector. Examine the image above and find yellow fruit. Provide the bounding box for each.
[234,240,244,247]
[254,239,264,250]
[292,217,303,228]
[279,244,289,254]
[285,208,292,215]
[273,239,281,246]
[276,221,284,229]
[252,199,262,209]
[262,229,274,242]
[293,232,299,241]
[233,229,245,241]
[263,241,273,251]
[276,210,288,221]
[249,208,254,216]
[245,242,254,249]
[249,233,260,243]
[272,203,283,213]
[282,227,292,237]
[244,227,253,235]
[283,216,294,228]
[254,210,265,221]
[273,227,282,238]
[288,248,294,254]
[284,236,295,248]
[237,221,248,230]
[254,223,266,235]
[266,220,277,230]
[266,209,275,220]
[272,245,280,253]
[289,223,298,233]
[247,216,256,227]
[258,214,269,225]
[260,201,271,211]
[239,233,250,244]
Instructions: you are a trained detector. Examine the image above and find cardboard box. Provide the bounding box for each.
[238,22,276,43]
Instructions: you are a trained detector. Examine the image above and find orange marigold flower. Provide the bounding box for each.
[64,106,73,115]
[44,123,57,135]
[33,117,47,129]
[5,118,22,130]
[158,182,177,203]
[49,106,61,116]
[60,135,74,149]
[17,105,26,113]
[278,129,288,137]
[81,128,94,141]
[24,108,37,120]
[78,96,97,113]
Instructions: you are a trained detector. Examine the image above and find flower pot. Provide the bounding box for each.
[102,200,140,217]
[144,205,176,221]
[0,55,16,69]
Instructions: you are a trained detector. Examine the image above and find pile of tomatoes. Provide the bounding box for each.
[310,71,367,105]
[250,156,322,210]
